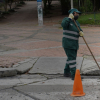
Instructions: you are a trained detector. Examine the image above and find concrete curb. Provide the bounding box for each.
[15,58,38,74]
[0,68,17,77]
[81,58,100,75]
[0,57,38,77]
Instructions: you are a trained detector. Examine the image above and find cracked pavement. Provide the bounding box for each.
[1,74,100,100]
[0,1,100,100]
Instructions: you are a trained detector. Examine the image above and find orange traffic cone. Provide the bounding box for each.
[71,69,85,97]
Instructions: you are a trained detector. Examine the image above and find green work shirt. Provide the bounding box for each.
[61,17,82,50]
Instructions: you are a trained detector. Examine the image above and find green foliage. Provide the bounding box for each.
[73,0,93,12]
[79,6,85,13]
[86,0,93,12]
[79,0,93,12]
[59,0,70,15]
[78,13,100,25]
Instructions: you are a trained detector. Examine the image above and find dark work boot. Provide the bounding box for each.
[71,76,75,80]
[64,73,71,77]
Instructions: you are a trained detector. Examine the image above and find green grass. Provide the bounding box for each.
[78,13,100,25]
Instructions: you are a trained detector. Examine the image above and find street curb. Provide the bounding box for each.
[16,58,38,74]
[0,57,38,77]
[81,58,100,75]
[0,68,17,77]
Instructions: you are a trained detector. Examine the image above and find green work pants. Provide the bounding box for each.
[64,48,77,77]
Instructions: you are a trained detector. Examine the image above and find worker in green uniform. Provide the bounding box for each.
[61,8,84,80]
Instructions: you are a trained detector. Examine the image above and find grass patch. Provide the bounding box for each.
[78,13,100,25]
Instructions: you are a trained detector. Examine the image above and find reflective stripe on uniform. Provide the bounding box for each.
[69,64,76,68]
[66,60,76,64]
[63,35,78,40]
[63,30,79,35]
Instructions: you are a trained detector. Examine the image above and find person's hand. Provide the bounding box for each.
[79,31,84,36]
[68,13,74,19]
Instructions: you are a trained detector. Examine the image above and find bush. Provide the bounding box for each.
[80,0,93,12]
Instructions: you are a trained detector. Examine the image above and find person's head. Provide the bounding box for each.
[73,11,79,20]
[68,8,81,20]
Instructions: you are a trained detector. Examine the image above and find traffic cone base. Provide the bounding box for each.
[71,69,85,97]
[71,92,85,97]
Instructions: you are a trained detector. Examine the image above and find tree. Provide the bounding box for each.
[43,0,52,15]
[8,0,13,10]
[60,0,70,15]
[4,0,8,12]
[95,0,100,11]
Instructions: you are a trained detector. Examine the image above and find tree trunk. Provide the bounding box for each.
[43,0,47,15]
[48,0,52,9]
[4,1,8,12]
[60,0,69,15]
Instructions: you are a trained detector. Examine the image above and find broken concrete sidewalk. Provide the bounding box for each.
[28,57,83,74]
[0,57,38,77]
[81,58,100,75]
[0,57,100,77]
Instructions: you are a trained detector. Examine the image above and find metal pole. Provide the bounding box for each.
[71,0,73,9]
[73,19,100,69]
[37,0,43,26]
